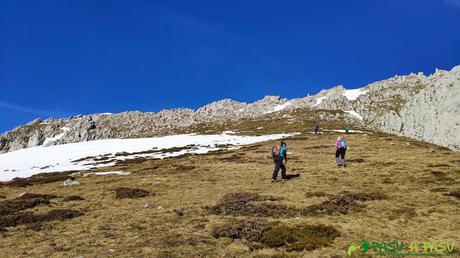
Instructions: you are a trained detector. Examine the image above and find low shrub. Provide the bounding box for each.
[303,192,387,215]
[0,209,83,228]
[0,193,57,216]
[260,224,340,251]
[207,193,297,217]
[212,220,272,242]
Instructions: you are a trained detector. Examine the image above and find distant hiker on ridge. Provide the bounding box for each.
[335,137,347,167]
[344,125,350,134]
[272,141,288,182]
[314,124,320,134]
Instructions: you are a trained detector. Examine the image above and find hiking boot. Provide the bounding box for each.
[271,178,277,183]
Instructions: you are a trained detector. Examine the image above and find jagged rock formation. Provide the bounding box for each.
[1,65,459,153]
[373,67,460,150]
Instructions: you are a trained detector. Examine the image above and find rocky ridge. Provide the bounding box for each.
[1,66,459,153]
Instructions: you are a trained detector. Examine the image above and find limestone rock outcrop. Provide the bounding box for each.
[1,65,458,152]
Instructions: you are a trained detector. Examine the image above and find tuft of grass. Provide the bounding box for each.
[174,165,196,173]
[62,195,85,202]
[219,154,244,162]
[389,207,417,220]
[348,158,365,163]
[427,163,450,168]
[444,191,460,200]
[430,187,448,193]
[114,187,151,199]
[305,191,328,198]
[424,171,456,185]
[26,222,52,231]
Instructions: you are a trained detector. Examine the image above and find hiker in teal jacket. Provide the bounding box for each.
[272,141,288,182]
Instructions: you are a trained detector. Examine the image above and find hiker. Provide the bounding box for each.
[335,137,347,167]
[344,125,350,134]
[314,124,320,134]
[272,141,288,182]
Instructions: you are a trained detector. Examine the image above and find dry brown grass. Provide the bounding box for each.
[0,113,458,257]
[114,187,151,199]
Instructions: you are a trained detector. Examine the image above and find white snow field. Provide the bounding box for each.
[343,88,367,100]
[270,102,291,113]
[312,96,326,107]
[0,132,296,181]
[344,110,364,120]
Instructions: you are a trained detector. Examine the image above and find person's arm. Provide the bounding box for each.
[283,149,288,162]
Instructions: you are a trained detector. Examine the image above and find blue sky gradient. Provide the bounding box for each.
[1,0,459,132]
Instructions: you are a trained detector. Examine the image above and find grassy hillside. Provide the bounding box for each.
[0,112,459,257]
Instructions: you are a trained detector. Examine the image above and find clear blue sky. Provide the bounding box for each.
[1,0,459,133]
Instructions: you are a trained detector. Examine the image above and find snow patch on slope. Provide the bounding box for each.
[42,126,71,146]
[312,96,326,107]
[0,133,296,181]
[344,110,363,120]
[272,102,291,112]
[343,88,367,101]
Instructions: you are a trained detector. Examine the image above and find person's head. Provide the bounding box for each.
[280,141,286,147]
[337,137,342,141]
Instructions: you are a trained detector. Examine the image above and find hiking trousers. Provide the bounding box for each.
[272,157,286,180]
[335,148,346,162]
[335,148,346,165]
